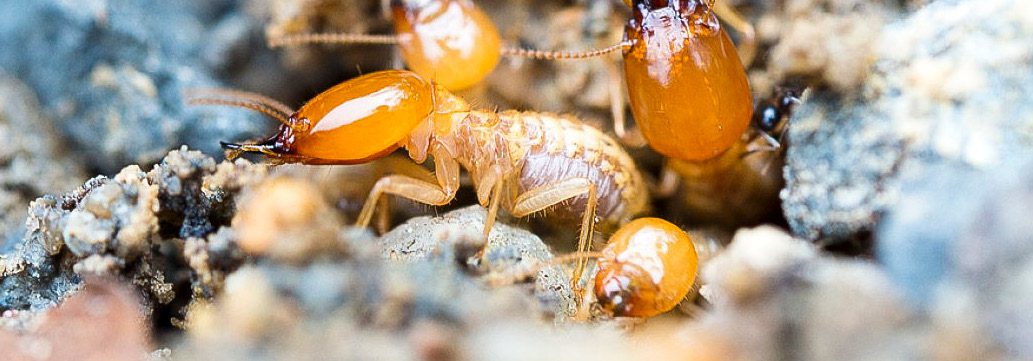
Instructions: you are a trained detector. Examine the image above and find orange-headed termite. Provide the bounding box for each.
[621,0,754,161]
[598,0,786,227]
[186,69,650,292]
[655,86,803,227]
[267,0,628,91]
[486,217,699,319]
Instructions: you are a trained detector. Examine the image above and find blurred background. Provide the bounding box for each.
[2,0,1033,360]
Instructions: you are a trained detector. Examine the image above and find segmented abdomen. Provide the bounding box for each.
[503,111,649,227]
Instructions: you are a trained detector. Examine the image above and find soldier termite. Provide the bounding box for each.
[186,69,650,297]
[588,0,789,227]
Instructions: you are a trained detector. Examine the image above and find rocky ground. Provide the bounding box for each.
[2,0,1033,360]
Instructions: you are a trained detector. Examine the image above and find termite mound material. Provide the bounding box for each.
[0,147,261,315]
[0,0,298,172]
[0,147,578,355]
[0,278,153,361]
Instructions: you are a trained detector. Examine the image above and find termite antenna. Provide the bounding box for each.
[190,88,295,117]
[484,251,604,287]
[185,95,292,127]
[220,141,244,151]
[267,32,401,48]
[712,0,757,65]
[500,41,631,60]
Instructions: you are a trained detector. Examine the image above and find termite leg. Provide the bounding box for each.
[741,133,784,175]
[713,1,757,66]
[355,175,455,228]
[743,132,782,156]
[477,181,506,258]
[471,167,506,259]
[359,155,438,230]
[355,152,460,229]
[379,0,391,20]
[508,178,598,295]
[375,196,391,234]
[607,60,647,147]
[654,163,681,198]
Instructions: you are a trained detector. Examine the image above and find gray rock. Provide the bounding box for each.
[949,162,1033,358]
[379,206,576,319]
[172,218,578,361]
[783,0,1033,243]
[0,75,86,252]
[877,159,1033,359]
[0,0,275,172]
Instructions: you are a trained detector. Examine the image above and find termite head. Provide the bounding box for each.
[622,0,750,162]
[219,116,302,158]
[752,87,802,139]
[214,70,466,165]
[625,0,719,39]
[590,218,699,319]
[390,0,502,90]
[593,262,661,317]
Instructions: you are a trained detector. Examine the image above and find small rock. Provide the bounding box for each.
[380,206,576,319]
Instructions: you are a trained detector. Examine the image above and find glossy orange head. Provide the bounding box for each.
[623,0,753,162]
[225,70,438,164]
[391,0,502,91]
[594,218,698,318]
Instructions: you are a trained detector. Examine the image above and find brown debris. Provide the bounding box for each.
[0,278,150,361]
[232,176,344,262]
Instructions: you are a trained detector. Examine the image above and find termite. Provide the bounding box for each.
[620,0,754,162]
[186,69,650,292]
[485,217,699,319]
[747,87,802,155]
[267,0,626,91]
[589,0,788,227]
[654,87,803,227]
